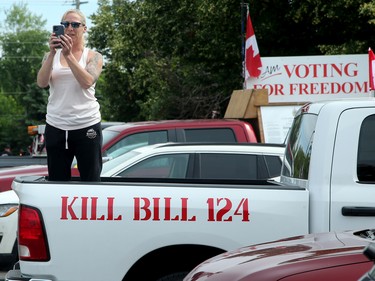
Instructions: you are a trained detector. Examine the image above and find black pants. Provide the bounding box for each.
[45,123,103,181]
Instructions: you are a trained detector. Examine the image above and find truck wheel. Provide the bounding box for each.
[156,271,189,281]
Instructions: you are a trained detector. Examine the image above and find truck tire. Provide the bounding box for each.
[156,271,189,281]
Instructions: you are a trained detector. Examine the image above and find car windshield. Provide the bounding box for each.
[101,150,141,175]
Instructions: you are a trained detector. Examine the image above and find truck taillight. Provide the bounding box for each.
[18,204,50,261]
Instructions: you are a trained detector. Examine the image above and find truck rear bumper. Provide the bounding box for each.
[5,269,52,281]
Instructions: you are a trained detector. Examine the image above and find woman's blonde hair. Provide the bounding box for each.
[61,9,86,25]
[61,9,87,46]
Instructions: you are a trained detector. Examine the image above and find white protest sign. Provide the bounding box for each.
[246,54,372,103]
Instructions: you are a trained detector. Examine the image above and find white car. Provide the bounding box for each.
[0,190,18,268]
[101,142,285,179]
[0,142,285,268]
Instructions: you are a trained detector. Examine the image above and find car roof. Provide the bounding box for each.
[101,121,125,129]
[129,142,285,154]
[296,97,375,116]
[103,119,249,133]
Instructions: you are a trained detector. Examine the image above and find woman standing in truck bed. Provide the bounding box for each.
[37,9,103,181]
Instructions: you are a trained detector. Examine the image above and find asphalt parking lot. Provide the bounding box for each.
[0,264,9,280]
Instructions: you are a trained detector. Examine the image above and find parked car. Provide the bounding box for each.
[0,190,18,268]
[360,243,375,281]
[100,119,258,159]
[182,228,375,281]
[0,165,48,193]
[0,118,259,192]
[0,142,284,268]
[101,142,284,179]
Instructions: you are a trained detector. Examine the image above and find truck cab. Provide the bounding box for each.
[280,98,375,233]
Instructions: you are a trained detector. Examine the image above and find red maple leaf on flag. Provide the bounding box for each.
[245,12,262,79]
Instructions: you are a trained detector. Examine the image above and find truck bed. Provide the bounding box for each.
[16,175,302,190]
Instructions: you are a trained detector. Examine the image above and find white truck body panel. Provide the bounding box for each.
[12,179,308,281]
[330,106,375,231]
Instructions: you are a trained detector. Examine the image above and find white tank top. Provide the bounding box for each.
[46,48,101,130]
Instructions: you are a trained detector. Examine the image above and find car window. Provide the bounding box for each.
[198,153,258,179]
[101,150,141,175]
[357,114,375,181]
[102,130,119,147]
[116,154,189,178]
[264,155,283,178]
[104,131,168,159]
[184,128,237,142]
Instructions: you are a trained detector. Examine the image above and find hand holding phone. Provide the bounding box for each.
[52,25,64,48]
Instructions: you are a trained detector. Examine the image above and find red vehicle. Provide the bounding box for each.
[101,119,257,158]
[0,119,258,192]
[360,243,375,281]
[0,166,48,193]
[183,229,375,281]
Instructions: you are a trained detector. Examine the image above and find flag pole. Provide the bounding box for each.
[241,2,248,89]
[243,4,262,89]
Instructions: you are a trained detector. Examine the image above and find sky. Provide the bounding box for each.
[0,0,99,32]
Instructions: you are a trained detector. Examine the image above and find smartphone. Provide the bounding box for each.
[53,25,64,37]
[52,25,64,48]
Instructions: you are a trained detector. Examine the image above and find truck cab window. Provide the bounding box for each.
[357,115,375,181]
[184,128,237,142]
[281,113,317,180]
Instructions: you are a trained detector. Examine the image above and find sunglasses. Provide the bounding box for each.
[60,21,84,28]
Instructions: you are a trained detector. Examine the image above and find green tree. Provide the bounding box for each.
[249,0,375,56]
[0,92,25,152]
[89,0,375,123]
[0,3,49,152]
[90,0,244,121]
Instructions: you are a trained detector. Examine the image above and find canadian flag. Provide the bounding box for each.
[245,11,262,79]
[369,47,375,91]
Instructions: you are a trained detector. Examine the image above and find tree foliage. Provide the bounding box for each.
[89,0,244,121]
[89,0,375,122]
[0,94,25,152]
[0,3,49,152]
[250,0,375,55]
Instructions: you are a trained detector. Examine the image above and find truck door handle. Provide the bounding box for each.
[342,206,375,216]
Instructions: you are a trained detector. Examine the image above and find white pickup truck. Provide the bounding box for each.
[6,98,375,281]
